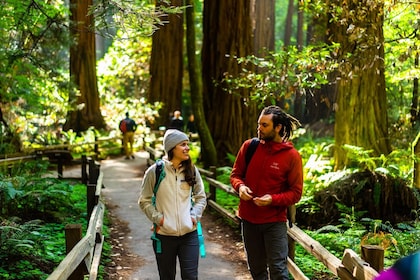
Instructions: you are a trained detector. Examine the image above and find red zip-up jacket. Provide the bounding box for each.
[230,138,303,224]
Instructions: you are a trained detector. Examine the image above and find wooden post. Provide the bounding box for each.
[65,224,86,280]
[87,160,100,219]
[209,166,217,202]
[57,153,63,178]
[81,155,88,185]
[361,245,384,272]
[288,234,296,261]
[94,136,99,157]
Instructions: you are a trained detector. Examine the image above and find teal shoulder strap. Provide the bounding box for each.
[152,159,165,206]
[151,159,165,253]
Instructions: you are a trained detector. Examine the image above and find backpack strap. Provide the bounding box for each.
[151,159,165,253]
[244,137,260,175]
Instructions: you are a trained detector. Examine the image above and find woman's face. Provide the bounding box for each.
[172,141,190,161]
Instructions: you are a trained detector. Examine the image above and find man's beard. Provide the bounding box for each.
[258,130,275,141]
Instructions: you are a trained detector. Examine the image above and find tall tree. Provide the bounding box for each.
[148,0,184,128]
[283,0,294,47]
[65,0,106,132]
[410,51,419,125]
[202,0,255,164]
[251,0,275,56]
[185,0,217,167]
[328,0,391,169]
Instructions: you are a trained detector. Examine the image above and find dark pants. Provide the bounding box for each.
[242,220,289,280]
[153,230,199,280]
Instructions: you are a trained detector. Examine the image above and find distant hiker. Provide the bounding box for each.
[168,110,184,131]
[119,112,137,159]
[230,105,303,280]
[139,129,207,279]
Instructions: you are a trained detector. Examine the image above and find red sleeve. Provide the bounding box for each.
[230,139,252,192]
[271,149,303,206]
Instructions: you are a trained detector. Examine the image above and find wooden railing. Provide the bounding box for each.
[47,157,105,280]
[1,151,106,280]
[145,144,381,280]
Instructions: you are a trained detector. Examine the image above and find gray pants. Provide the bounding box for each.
[242,220,289,280]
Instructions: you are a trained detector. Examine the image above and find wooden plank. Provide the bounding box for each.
[205,177,238,196]
[197,167,214,177]
[87,203,105,237]
[46,234,94,280]
[342,249,379,280]
[88,235,104,280]
[207,200,240,225]
[337,265,357,280]
[287,257,309,280]
[0,155,36,164]
[287,224,342,276]
[47,203,105,280]
[95,172,104,197]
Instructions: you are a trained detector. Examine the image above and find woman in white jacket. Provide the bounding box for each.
[139,129,207,280]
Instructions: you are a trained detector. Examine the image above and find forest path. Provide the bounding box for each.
[64,151,250,280]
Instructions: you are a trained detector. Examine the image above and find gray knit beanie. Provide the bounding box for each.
[163,129,189,154]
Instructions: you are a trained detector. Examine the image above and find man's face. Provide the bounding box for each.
[257,113,277,141]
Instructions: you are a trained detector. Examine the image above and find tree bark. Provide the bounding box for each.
[185,0,217,167]
[251,0,275,56]
[410,50,419,125]
[148,0,184,129]
[284,0,294,47]
[65,0,106,133]
[202,0,255,164]
[329,0,391,169]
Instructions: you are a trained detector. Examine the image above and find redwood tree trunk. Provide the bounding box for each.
[185,0,217,167]
[251,0,275,56]
[65,0,106,133]
[283,0,294,47]
[148,0,184,128]
[329,0,391,169]
[202,0,255,164]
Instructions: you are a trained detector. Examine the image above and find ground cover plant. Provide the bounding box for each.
[0,161,94,280]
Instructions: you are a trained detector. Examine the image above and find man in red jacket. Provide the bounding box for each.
[230,105,303,280]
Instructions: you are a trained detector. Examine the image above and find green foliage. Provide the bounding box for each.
[222,44,339,108]
[0,1,72,153]
[342,144,413,180]
[383,1,420,124]
[92,0,184,38]
[0,173,84,222]
[0,178,87,279]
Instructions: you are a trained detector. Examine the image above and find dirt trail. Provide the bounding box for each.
[73,151,251,280]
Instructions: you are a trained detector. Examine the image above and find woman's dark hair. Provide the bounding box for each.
[261,105,301,140]
[167,150,196,186]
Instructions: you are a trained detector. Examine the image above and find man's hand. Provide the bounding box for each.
[239,185,253,201]
[253,194,272,206]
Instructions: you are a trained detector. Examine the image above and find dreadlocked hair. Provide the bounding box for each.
[262,105,301,141]
[167,150,196,186]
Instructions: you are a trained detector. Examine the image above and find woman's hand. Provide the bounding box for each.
[191,216,197,226]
